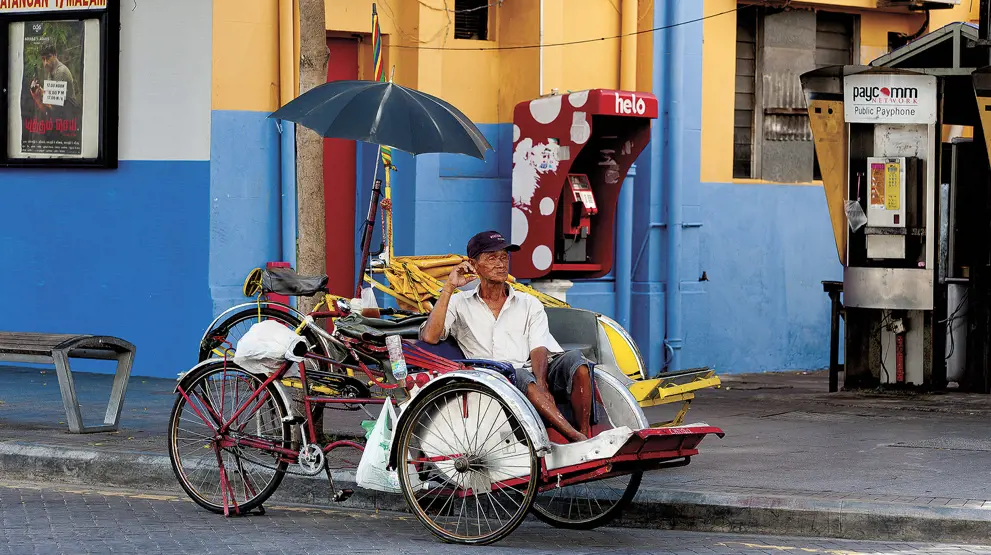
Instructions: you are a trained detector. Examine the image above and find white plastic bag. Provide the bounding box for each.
[232,320,307,377]
[356,398,422,493]
[845,199,868,232]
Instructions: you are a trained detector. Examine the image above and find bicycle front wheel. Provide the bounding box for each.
[168,360,291,514]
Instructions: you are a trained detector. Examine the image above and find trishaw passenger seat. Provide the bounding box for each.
[545,307,600,363]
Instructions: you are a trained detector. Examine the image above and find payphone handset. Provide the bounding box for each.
[563,174,598,237]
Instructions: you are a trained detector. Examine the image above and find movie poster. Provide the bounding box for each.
[18,20,84,156]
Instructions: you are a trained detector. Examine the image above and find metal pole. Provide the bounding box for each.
[356,146,384,297]
[829,292,840,393]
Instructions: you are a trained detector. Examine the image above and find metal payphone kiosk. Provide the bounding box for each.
[803,20,991,392]
[802,67,940,388]
[509,89,656,286]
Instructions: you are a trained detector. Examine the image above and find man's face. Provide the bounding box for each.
[474,250,509,283]
[41,54,55,72]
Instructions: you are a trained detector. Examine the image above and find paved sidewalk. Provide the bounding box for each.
[3,364,991,543]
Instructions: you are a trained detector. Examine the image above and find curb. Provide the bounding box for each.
[3,441,991,544]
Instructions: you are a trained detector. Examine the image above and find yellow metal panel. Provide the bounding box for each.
[627,375,721,406]
[976,96,991,168]
[600,321,643,379]
[807,99,848,265]
[212,0,281,112]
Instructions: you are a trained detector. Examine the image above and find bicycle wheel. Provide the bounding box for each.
[397,382,539,545]
[531,470,642,529]
[198,306,309,362]
[168,360,291,514]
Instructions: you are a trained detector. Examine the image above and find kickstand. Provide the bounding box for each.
[324,464,353,503]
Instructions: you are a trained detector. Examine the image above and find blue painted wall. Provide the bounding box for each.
[0,161,212,378]
[209,110,283,315]
[686,183,842,373]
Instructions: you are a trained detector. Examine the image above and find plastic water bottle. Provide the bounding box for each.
[385,335,408,382]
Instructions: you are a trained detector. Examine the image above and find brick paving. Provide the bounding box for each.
[3,481,991,555]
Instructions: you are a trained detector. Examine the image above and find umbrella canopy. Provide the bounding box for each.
[269,80,493,160]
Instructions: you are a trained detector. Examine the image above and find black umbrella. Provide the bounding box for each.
[270,79,493,297]
[269,79,492,159]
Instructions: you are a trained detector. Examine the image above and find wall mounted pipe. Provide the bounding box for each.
[664,1,685,373]
[647,0,669,376]
[616,164,636,330]
[279,0,298,306]
[615,0,637,330]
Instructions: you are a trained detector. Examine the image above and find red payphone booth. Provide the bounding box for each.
[510,89,656,279]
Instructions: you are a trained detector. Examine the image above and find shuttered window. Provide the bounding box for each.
[454,0,489,40]
[733,7,757,179]
[732,6,855,182]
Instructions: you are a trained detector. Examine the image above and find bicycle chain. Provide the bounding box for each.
[220,435,363,478]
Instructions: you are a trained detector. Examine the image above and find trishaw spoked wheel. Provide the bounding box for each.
[532,470,642,529]
[397,382,539,545]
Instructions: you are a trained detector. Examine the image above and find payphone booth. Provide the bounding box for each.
[801,22,991,392]
[509,89,657,281]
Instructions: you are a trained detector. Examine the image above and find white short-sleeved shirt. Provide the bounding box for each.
[419,285,562,367]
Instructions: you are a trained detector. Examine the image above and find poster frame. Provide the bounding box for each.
[0,2,119,169]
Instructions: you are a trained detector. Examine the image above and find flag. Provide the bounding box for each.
[372,4,392,167]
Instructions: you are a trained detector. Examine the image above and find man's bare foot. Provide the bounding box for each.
[569,431,588,442]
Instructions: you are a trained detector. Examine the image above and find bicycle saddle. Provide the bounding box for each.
[334,313,428,343]
[259,267,329,297]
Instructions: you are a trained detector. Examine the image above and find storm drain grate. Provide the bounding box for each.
[887,437,991,452]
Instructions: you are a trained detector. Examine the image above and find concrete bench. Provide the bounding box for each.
[0,332,135,433]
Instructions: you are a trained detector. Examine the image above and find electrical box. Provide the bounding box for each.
[865,156,919,260]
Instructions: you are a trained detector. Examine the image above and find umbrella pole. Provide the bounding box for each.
[356,145,384,298]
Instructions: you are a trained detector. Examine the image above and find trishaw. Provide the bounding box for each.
[169,277,724,545]
[172,75,723,544]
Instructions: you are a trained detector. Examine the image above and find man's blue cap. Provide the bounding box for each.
[467,230,520,260]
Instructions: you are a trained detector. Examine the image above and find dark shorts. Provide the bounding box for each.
[513,350,591,401]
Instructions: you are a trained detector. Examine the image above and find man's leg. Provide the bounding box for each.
[569,364,593,438]
[547,350,595,439]
[514,367,587,442]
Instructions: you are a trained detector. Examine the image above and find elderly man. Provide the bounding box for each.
[419,230,594,443]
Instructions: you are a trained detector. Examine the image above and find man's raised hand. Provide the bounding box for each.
[447,260,476,289]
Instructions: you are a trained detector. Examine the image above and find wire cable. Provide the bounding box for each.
[388,3,756,51]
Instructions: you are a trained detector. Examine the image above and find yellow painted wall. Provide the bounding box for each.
[929,1,980,29]
[213,0,281,112]
[701,0,956,184]
[860,11,926,64]
[700,0,737,184]
[325,0,637,124]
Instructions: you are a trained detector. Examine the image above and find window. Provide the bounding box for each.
[732,6,855,182]
[0,2,119,169]
[454,0,488,40]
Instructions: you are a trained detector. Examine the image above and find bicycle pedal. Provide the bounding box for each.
[333,489,354,503]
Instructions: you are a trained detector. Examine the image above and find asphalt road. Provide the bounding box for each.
[2,481,990,555]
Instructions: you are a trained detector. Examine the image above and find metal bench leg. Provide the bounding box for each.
[51,350,86,434]
[103,349,134,429]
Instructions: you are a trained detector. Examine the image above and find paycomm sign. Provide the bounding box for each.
[843,74,937,125]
